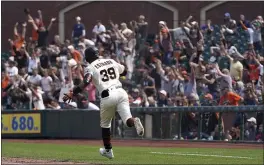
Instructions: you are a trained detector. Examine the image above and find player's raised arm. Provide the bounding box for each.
[63,47,98,103]
[76,67,93,94]
[62,66,93,103]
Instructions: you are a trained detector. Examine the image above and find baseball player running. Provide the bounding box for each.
[63,47,144,159]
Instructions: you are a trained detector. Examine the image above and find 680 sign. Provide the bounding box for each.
[1,113,41,134]
[11,116,35,131]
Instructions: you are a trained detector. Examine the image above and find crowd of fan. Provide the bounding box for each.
[1,9,263,141]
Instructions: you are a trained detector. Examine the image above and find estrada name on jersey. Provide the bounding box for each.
[84,59,125,94]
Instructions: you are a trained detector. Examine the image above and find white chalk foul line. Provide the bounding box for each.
[150,152,254,159]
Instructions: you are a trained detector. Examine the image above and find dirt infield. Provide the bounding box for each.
[2,139,263,164]
[1,157,88,164]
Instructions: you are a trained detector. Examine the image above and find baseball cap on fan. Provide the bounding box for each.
[139,15,145,20]
[68,45,75,51]
[159,21,166,26]
[132,88,139,93]
[247,117,256,124]
[191,21,198,26]
[159,90,167,97]
[224,12,231,18]
[76,16,81,21]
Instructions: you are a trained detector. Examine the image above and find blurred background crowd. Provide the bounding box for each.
[1,8,263,141]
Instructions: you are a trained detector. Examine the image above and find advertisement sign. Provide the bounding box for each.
[2,113,41,134]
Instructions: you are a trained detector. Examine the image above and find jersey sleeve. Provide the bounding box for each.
[84,65,94,77]
[112,60,125,74]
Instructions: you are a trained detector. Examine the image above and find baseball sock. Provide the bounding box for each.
[126,118,135,127]
[102,128,112,151]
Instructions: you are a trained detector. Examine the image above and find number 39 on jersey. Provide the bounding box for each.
[100,67,117,82]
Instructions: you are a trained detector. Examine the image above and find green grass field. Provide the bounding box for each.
[2,141,263,164]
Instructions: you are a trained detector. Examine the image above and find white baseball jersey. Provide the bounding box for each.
[84,58,132,129]
[84,59,125,94]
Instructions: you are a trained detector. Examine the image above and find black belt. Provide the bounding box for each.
[101,86,122,98]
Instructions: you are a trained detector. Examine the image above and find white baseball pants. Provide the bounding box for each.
[100,88,132,128]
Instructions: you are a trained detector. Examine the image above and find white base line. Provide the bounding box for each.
[150,152,253,159]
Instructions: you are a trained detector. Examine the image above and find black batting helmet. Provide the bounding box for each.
[85,46,99,63]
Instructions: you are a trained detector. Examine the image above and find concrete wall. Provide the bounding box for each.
[2,1,264,50]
